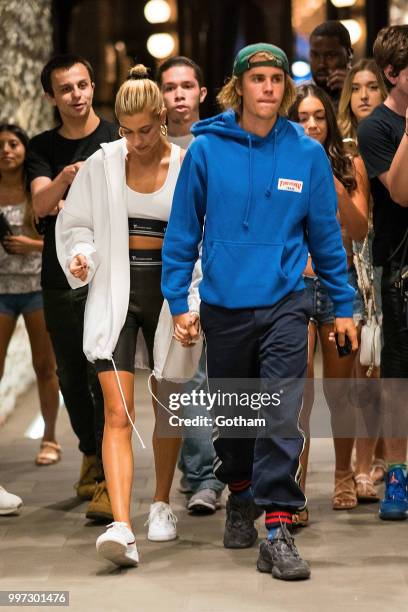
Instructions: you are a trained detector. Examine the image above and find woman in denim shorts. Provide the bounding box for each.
[338,60,387,486]
[289,86,372,523]
[0,124,60,465]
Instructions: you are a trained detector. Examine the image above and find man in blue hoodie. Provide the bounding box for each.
[162,43,357,581]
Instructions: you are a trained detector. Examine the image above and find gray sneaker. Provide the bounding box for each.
[187,488,221,514]
[223,494,258,549]
[178,476,193,495]
[257,524,311,580]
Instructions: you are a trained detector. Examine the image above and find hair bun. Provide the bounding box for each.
[127,64,150,80]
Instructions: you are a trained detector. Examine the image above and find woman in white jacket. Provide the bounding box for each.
[56,65,196,567]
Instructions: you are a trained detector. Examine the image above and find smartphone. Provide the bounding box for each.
[0,212,13,252]
[335,332,352,358]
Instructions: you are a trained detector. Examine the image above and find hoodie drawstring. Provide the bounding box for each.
[265,130,277,198]
[243,127,278,227]
[243,135,253,229]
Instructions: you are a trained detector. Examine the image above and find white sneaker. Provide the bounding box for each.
[0,486,23,515]
[146,502,177,542]
[96,522,139,567]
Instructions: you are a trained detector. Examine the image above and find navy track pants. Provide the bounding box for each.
[200,289,311,512]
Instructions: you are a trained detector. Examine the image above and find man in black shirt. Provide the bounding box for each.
[309,21,353,109]
[358,25,408,521]
[27,54,117,522]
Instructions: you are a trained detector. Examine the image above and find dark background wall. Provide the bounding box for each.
[52,0,390,118]
[325,0,389,56]
[177,0,293,116]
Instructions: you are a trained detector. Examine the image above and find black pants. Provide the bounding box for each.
[200,290,311,512]
[380,265,408,437]
[381,264,408,377]
[95,265,163,374]
[43,287,104,467]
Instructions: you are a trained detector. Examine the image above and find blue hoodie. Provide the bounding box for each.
[162,110,355,316]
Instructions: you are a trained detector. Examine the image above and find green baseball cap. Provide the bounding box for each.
[233,43,290,76]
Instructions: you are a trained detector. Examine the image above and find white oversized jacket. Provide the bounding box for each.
[55,138,201,372]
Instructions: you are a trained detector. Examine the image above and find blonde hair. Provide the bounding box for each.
[338,58,387,141]
[115,64,164,118]
[217,52,296,117]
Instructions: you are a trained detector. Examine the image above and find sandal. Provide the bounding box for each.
[332,469,357,510]
[355,472,379,503]
[370,459,386,485]
[292,507,309,528]
[35,441,62,466]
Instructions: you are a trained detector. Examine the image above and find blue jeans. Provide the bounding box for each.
[0,291,43,316]
[303,266,363,325]
[178,350,225,494]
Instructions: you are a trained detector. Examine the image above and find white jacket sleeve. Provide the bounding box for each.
[187,242,202,313]
[55,157,100,289]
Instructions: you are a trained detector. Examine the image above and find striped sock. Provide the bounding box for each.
[228,480,252,500]
[265,510,292,531]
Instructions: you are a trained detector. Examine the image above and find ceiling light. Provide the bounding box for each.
[291,61,311,78]
[147,33,175,59]
[330,0,356,7]
[341,19,362,44]
[144,0,171,24]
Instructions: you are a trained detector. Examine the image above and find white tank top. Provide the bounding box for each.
[126,143,181,240]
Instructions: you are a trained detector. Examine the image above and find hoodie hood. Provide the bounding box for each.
[100,137,127,158]
[191,109,287,144]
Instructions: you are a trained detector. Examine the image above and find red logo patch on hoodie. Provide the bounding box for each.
[277,178,303,193]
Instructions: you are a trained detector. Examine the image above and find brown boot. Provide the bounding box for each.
[75,454,99,500]
[85,480,113,522]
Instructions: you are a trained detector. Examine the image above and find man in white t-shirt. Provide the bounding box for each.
[157,57,225,514]
[157,56,207,149]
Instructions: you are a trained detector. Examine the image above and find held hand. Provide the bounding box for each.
[330,317,359,352]
[172,312,200,347]
[326,69,348,91]
[2,235,38,254]
[186,314,200,346]
[61,162,84,186]
[69,254,88,281]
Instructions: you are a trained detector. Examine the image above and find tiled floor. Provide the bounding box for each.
[0,374,407,612]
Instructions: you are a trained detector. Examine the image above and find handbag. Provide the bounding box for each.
[353,235,381,376]
[359,299,381,372]
[153,299,203,382]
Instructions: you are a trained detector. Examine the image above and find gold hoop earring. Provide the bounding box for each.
[160,123,168,136]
